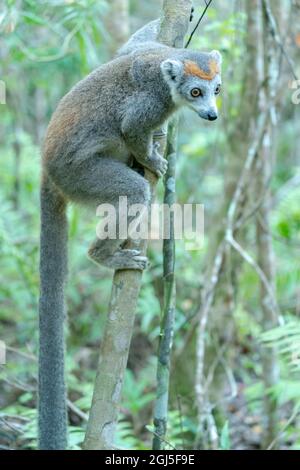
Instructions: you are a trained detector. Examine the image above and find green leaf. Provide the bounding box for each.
[220,421,231,450]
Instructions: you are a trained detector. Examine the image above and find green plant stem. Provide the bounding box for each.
[153,120,178,451]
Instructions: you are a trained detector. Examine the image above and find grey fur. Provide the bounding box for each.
[39,177,68,449]
[39,18,222,449]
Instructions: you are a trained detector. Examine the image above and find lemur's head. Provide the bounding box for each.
[161,50,222,121]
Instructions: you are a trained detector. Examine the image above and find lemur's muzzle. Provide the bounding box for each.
[207,111,218,121]
[197,109,218,121]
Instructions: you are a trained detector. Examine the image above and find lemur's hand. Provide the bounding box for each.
[147,142,168,178]
[151,155,168,178]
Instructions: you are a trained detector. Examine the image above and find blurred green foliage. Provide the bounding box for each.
[1,0,300,450]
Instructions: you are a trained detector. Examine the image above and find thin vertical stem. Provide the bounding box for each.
[153,120,178,450]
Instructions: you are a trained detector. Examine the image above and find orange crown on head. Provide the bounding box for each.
[184,59,220,81]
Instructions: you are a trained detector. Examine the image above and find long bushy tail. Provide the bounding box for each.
[38,173,68,450]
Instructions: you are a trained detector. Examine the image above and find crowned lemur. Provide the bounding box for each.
[38,16,222,449]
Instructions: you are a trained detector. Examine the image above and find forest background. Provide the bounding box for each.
[0,0,300,450]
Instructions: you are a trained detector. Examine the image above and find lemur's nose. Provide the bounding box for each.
[208,112,218,121]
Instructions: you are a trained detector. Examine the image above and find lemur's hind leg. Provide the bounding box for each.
[50,156,151,270]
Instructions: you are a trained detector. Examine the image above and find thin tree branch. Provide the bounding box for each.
[262,0,298,80]
[185,0,214,48]
[267,406,300,450]
[226,234,280,322]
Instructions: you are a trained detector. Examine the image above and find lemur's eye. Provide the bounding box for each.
[215,85,221,95]
[191,88,202,98]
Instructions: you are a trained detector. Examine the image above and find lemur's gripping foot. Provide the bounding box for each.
[88,247,149,271]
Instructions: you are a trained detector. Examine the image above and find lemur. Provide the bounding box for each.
[38,17,222,449]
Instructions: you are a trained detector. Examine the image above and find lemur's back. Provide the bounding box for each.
[43,55,134,163]
[42,47,176,168]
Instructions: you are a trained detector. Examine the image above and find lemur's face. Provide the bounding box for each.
[161,51,222,121]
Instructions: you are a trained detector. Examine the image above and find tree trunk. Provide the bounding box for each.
[105,0,130,56]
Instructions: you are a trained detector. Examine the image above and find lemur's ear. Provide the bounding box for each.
[161,59,184,85]
[210,50,222,65]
